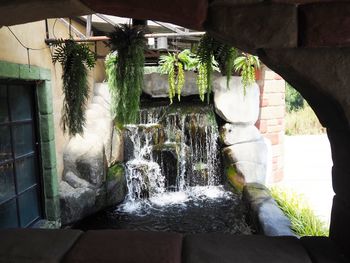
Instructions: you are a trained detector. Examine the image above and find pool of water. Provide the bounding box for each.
[74,186,252,235]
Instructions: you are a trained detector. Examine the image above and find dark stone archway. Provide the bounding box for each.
[1,0,350,258]
[203,2,350,256]
[258,48,350,255]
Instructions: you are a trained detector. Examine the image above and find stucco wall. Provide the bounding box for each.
[0,19,107,179]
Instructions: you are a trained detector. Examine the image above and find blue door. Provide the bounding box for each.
[0,81,43,228]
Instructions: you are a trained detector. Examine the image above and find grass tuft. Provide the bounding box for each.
[285,104,326,135]
[270,186,329,237]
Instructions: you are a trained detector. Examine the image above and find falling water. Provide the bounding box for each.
[76,104,252,235]
[121,105,222,210]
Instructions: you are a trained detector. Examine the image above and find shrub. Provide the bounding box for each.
[285,104,326,135]
[270,186,329,237]
[285,83,304,112]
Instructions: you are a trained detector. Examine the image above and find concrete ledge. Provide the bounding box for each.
[243,183,295,236]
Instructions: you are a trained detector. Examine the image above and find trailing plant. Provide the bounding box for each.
[196,34,237,102]
[107,24,146,126]
[159,49,197,103]
[270,186,329,237]
[234,53,260,94]
[52,39,96,136]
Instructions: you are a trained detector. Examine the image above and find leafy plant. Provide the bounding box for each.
[286,83,304,112]
[270,186,329,236]
[52,39,96,136]
[234,53,260,94]
[107,24,146,126]
[159,49,197,103]
[196,34,237,102]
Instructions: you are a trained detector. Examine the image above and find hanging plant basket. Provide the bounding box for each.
[107,24,146,126]
[52,39,96,136]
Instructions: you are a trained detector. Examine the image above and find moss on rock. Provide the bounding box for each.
[226,165,245,192]
[107,163,125,181]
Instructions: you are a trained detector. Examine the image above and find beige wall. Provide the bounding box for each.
[0,19,108,179]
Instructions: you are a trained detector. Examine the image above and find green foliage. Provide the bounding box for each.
[52,39,96,136]
[286,83,304,112]
[196,63,208,102]
[233,53,260,95]
[270,186,329,237]
[196,34,236,102]
[107,163,125,181]
[107,24,145,126]
[285,104,326,135]
[159,49,196,103]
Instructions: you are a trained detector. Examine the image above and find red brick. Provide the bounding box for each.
[267,124,283,133]
[260,106,285,119]
[260,98,269,107]
[264,69,283,81]
[261,93,285,106]
[255,120,267,133]
[262,80,285,93]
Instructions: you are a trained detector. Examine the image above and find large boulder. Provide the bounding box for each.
[59,181,95,225]
[213,76,260,124]
[223,139,268,190]
[220,123,262,146]
[60,83,126,225]
[222,140,267,165]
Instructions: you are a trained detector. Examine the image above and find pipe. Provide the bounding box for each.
[45,31,205,44]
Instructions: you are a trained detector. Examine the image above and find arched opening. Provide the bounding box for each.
[1,1,350,262]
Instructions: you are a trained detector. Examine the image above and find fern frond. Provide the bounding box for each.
[52,40,96,136]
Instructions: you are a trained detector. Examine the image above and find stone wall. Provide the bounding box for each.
[255,67,285,183]
[59,83,125,225]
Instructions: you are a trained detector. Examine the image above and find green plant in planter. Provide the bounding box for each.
[234,53,260,94]
[159,49,197,104]
[107,24,146,126]
[52,40,96,136]
[196,34,237,102]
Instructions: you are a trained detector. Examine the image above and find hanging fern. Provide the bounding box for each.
[234,53,260,95]
[159,49,195,103]
[52,40,96,136]
[196,34,236,102]
[196,63,208,101]
[107,24,145,126]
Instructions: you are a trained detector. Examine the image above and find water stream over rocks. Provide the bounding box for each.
[75,104,252,234]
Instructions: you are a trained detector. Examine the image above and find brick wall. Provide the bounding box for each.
[255,66,285,182]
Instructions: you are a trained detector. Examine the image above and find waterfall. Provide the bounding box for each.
[122,104,221,210]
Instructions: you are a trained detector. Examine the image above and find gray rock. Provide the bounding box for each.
[75,141,106,187]
[93,83,111,103]
[143,72,220,98]
[213,76,260,124]
[243,183,295,236]
[64,171,91,189]
[60,83,126,224]
[234,161,267,184]
[106,164,127,206]
[59,181,96,225]
[222,140,268,165]
[110,128,124,165]
[143,73,169,98]
[220,123,262,146]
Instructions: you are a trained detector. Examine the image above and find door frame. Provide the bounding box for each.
[0,60,60,225]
